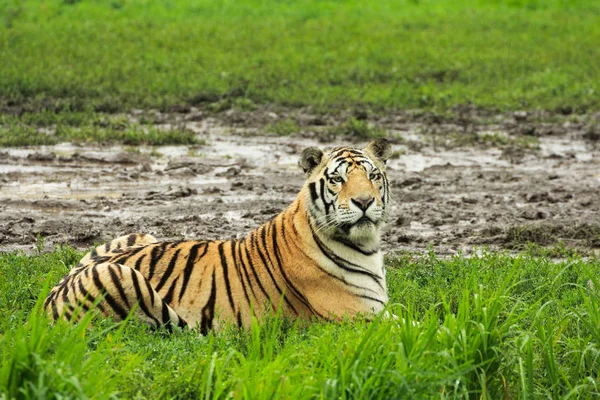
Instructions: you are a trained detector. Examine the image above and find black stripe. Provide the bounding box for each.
[331,160,347,175]
[178,243,207,302]
[359,158,373,166]
[92,266,128,320]
[357,294,386,304]
[319,178,334,214]
[68,276,80,317]
[148,242,169,281]
[155,248,181,292]
[309,182,319,202]
[143,278,157,307]
[256,226,297,314]
[127,234,137,247]
[77,279,91,300]
[79,299,91,313]
[130,268,159,326]
[90,248,98,258]
[237,311,243,328]
[107,265,130,308]
[161,302,171,324]
[70,265,84,274]
[44,290,56,309]
[237,240,258,301]
[178,317,188,329]
[383,175,390,204]
[332,148,363,159]
[90,256,111,266]
[200,269,217,335]
[51,300,59,321]
[77,278,103,312]
[218,242,237,314]
[332,235,379,256]
[243,235,270,302]
[111,246,147,265]
[278,213,291,249]
[311,230,384,290]
[163,320,174,333]
[319,178,327,213]
[104,242,111,253]
[163,276,179,305]
[134,254,146,271]
[231,240,251,308]
[61,278,71,311]
[64,305,73,322]
[271,219,324,318]
[148,245,161,279]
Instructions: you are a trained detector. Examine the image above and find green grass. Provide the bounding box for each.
[424,130,540,149]
[0,114,202,146]
[265,119,301,136]
[506,222,600,249]
[2,246,600,398]
[327,118,387,140]
[1,0,600,113]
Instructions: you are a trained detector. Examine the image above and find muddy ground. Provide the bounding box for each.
[1,109,599,256]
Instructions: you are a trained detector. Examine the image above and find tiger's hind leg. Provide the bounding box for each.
[71,233,158,274]
[45,262,187,331]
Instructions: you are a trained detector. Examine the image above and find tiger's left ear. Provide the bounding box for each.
[365,138,392,163]
[299,147,324,174]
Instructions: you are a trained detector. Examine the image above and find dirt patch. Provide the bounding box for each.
[1,112,599,255]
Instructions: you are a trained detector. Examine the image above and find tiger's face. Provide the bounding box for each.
[299,139,392,246]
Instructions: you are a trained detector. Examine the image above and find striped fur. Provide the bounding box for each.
[44,139,393,332]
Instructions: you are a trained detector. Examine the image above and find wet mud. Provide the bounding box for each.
[1,110,599,255]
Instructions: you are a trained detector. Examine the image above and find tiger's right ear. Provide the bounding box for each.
[299,147,324,175]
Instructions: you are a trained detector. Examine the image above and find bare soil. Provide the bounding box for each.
[1,109,599,255]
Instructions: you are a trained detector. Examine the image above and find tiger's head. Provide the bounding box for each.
[299,139,392,248]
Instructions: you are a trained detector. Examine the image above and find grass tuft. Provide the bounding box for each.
[425,131,540,150]
[327,118,386,140]
[265,119,300,136]
[0,116,202,147]
[506,223,600,249]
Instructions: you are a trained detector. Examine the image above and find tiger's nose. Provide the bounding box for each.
[351,196,374,211]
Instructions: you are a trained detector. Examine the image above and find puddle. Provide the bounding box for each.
[391,148,510,172]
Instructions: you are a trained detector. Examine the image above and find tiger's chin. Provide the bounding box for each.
[338,218,382,247]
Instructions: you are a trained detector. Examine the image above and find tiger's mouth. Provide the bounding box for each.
[338,215,375,233]
[354,215,373,226]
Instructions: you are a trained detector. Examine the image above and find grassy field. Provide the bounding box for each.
[1,246,600,399]
[1,0,600,115]
[2,1,600,398]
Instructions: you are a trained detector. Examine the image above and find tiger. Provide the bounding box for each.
[44,138,393,333]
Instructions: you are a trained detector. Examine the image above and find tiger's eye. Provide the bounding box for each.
[332,176,344,183]
[369,172,381,181]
